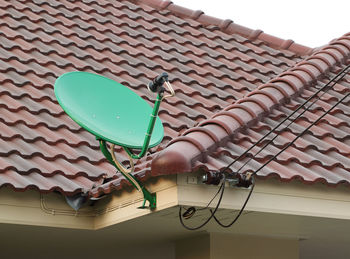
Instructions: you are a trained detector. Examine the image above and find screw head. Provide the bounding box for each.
[201,174,208,183]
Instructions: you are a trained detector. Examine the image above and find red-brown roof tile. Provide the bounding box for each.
[0,0,349,198]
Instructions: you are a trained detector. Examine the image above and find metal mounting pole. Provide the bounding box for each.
[123,92,163,159]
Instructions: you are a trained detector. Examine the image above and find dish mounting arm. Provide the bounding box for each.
[98,74,174,209]
[98,139,157,209]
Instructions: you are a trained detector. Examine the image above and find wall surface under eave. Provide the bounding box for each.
[175,233,299,259]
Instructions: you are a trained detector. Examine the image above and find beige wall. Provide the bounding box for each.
[176,235,210,259]
[211,233,299,259]
[176,233,299,259]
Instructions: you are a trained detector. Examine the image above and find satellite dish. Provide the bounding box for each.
[54,71,164,149]
[54,71,174,209]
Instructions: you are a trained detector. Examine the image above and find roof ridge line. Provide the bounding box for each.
[150,33,350,176]
[127,0,313,56]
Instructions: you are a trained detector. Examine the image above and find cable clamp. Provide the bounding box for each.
[236,171,254,188]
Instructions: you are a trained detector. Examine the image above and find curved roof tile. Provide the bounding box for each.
[0,0,349,198]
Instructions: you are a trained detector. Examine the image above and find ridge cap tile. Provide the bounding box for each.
[151,34,350,176]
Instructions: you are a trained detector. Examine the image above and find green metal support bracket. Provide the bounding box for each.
[98,139,156,209]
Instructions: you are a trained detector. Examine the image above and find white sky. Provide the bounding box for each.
[173,0,349,48]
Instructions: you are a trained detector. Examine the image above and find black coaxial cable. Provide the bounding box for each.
[179,174,226,230]
[251,90,350,177]
[220,64,350,176]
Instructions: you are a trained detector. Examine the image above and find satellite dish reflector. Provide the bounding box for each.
[54,71,164,149]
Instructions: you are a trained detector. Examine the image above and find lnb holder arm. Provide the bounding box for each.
[125,72,174,159]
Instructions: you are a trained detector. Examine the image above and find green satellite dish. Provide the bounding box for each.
[54,71,174,209]
[55,72,163,149]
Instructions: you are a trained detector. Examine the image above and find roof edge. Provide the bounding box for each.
[151,33,350,176]
[128,0,313,56]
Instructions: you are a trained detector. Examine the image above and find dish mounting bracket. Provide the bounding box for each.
[97,77,174,209]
